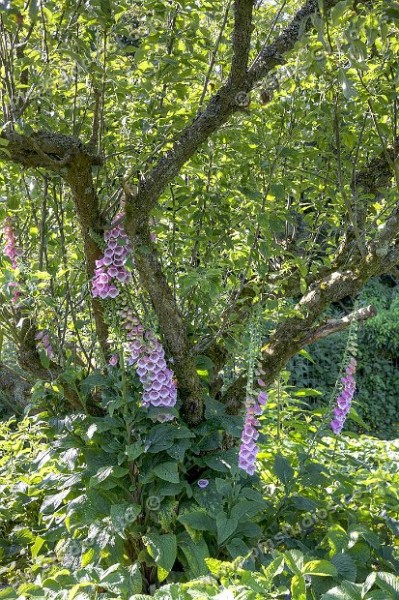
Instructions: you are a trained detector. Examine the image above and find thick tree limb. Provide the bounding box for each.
[0,130,109,358]
[229,0,255,87]
[2,130,103,169]
[302,304,376,346]
[64,155,109,357]
[130,223,205,425]
[222,157,399,413]
[204,133,399,390]
[247,0,346,85]
[222,240,399,413]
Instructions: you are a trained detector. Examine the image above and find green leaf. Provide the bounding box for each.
[326,524,350,554]
[88,465,114,487]
[240,570,270,594]
[226,537,250,559]
[331,553,357,582]
[110,503,141,534]
[0,590,18,599]
[321,581,363,600]
[273,454,294,488]
[374,572,399,598]
[261,555,285,587]
[290,495,317,512]
[338,69,357,99]
[80,546,95,568]
[303,560,337,577]
[285,550,304,575]
[216,511,238,545]
[31,536,45,559]
[348,524,380,550]
[126,442,145,461]
[178,510,216,533]
[330,1,349,25]
[291,574,307,600]
[152,462,180,483]
[29,0,40,21]
[294,388,322,397]
[177,531,209,578]
[231,499,267,520]
[40,490,70,514]
[100,563,142,595]
[143,533,177,582]
[205,558,225,577]
[298,349,315,363]
[365,592,395,600]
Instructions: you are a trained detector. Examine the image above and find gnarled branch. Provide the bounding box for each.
[302,304,376,347]
[0,130,109,358]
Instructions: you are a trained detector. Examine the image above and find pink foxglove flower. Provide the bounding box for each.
[4,217,21,269]
[35,330,55,360]
[3,218,22,303]
[109,353,118,366]
[330,356,356,435]
[238,375,268,476]
[121,306,177,421]
[91,220,132,299]
[91,217,178,421]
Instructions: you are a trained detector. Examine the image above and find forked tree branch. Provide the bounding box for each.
[0,131,109,359]
[0,0,373,425]
[123,0,359,423]
[125,0,352,227]
[203,137,399,371]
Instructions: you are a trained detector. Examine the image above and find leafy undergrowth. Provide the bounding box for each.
[0,400,398,599]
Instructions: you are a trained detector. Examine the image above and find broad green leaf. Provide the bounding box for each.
[273,454,294,488]
[216,512,238,545]
[261,555,285,587]
[331,553,357,582]
[291,574,306,600]
[374,572,399,597]
[330,1,349,25]
[326,524,350,554]
[152,462,180,484]
[321,581,363,600]
[0,590,18,599]
[178,510,216,533]
[285,550,304,575]
[177,531,209,578]
[110,503,141,534]
[143,533,177,582]
[126,442,145,461]
[303,560,337,577]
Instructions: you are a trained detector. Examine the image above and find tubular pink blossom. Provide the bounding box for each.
[238,376,268,476]
[35,329,55,360]
[91,216,132,299]
[330,356,357,435]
